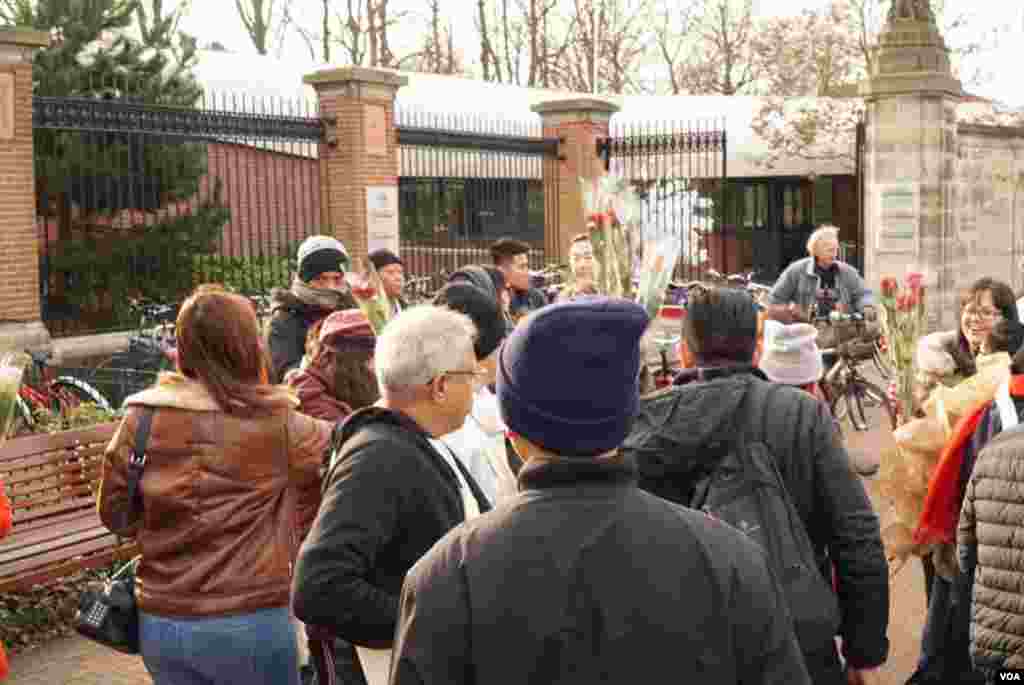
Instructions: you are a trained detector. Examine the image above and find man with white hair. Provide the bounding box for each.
[292,305,491,685]
[766,225,872,324]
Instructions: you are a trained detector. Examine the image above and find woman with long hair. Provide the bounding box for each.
[98,285,333,685]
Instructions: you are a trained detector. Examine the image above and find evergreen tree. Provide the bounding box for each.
[15,0,228,328]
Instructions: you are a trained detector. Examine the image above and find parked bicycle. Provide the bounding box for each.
[11,349,112,436]
[815,311,897,434]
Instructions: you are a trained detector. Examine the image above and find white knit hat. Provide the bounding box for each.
[759,321,823,386]
[297,235,349,282]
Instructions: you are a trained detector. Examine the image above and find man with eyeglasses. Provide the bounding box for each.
[293,305,491,685]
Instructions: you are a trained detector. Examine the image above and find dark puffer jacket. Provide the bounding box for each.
[390,455,811,685]
[633,366,890,673]
[267,288,354,383]
[958,420,1024,675]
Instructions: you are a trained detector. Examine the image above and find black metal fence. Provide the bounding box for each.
[34,78,323,337]
[395,107,560,293]
[597,119,728,283]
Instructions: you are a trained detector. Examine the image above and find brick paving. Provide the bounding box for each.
[6,385,925,685]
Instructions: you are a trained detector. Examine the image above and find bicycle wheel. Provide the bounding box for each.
[871,340,893,380]
[51,376,113,415]
[844,378,897,433]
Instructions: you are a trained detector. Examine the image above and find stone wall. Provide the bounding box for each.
[952,124,1024,297]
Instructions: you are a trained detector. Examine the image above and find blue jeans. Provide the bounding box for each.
[140,607,299,685]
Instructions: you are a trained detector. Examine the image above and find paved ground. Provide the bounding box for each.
[7,389,925,684]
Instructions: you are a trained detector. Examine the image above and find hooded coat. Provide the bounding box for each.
[267,285,356,384]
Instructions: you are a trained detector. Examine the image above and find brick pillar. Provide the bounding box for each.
[532,98,620,261]
[304,67,407,265]
[860,12,961,331]
[0,28,50,352]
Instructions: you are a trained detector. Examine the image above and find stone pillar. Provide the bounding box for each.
[303,67,407,264]
[859,7,961,331]
[0,28,50,352]
[532,98,620,261]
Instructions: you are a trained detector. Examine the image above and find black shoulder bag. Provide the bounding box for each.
[76,407,155,655]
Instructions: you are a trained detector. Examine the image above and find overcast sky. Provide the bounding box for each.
[175,0,1023,106]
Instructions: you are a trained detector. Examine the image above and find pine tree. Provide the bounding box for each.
[19,0,228,328]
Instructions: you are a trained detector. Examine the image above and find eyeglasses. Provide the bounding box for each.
[444,368,488,387]
[963,307,1001,321]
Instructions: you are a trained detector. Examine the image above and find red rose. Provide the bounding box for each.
[905,272,924,290]
[880,277,898,297]
[896,294,910,312]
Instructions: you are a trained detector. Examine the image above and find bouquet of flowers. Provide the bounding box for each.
[580,173,681,319]
[878,273,927,423]
[344,258,394,335]
[0,352,29,446]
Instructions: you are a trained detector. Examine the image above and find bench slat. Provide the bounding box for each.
[13,495,96,525]
[0,515,109,559]
[0,423,119,463]
[5,466,101,497]
[0,447,106,476]
[0,543,136,593]
[7,482,97,510]
[0,526,116,568]
[11,507,100,535]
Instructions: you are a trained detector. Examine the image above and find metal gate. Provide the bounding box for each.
[596,120,728,282]
[33,88,324,337]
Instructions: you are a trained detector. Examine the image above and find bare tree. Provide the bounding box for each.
[417,0,465,74]
[655,0,759,95]
[557,0,652,94]
[235,0,277,55]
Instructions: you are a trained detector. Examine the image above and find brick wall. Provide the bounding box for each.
[0,63,40,322]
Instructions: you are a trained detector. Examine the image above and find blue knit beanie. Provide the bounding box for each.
[497,297,650,457]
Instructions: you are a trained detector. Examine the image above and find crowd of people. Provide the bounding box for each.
[83,228,1024,685]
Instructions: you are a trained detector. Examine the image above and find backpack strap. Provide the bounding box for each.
[126,407,155,517]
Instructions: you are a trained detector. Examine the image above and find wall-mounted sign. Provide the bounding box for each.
[0,73,14,141]
[366,185,399,255]
[875,183,918,253]
[364,104,388,157]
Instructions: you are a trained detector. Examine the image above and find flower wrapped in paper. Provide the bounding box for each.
[0,352,29,446]
[344,258,394,336]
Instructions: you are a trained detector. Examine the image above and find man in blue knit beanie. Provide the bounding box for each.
[388,296,811,685]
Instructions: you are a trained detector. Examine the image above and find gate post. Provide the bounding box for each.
[0,28,50,352]
[304,67,408,265]
[532,98,619,261]
[859,7,961,331]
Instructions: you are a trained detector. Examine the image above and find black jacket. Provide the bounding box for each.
[268,288,330,383]
[642,366,889,670]
[390,455,811,685]
[291,407,490,647]
[509,287,548,320]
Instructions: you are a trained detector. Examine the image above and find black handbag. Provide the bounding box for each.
[75,407,154,654]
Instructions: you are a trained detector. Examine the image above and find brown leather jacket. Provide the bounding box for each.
[97,376,332,618]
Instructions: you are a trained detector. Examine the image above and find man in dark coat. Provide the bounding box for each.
[390,297,812,685]
[292,305,491,685]
[268,235,355,383]
[489,238,546,323]
[645,286,889,685]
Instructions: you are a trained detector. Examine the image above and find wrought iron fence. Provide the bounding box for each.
[395,107,560,293]
[34,75,324,337]
[597,119,728,283]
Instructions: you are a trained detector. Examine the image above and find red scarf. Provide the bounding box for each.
[914,375,1024,546]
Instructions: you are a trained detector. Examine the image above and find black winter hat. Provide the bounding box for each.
[433,282,507,361]
[497,297,650,458]
[368,248,403,271]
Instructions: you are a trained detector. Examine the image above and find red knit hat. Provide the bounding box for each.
[319,309,374,347]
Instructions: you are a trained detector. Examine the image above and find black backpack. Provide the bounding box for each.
[623,382,841,656]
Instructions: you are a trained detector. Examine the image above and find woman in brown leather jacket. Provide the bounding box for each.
[98,285,333,685]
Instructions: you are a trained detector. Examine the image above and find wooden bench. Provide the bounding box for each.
[0,422,136,592]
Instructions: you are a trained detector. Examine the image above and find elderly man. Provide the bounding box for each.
[557,233,600,301]
[389,297,812,685]
[767,225,871,323]
[292,305,491,685]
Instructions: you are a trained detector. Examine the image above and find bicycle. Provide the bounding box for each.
[11,349,113,436]
[815,312,898,434]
